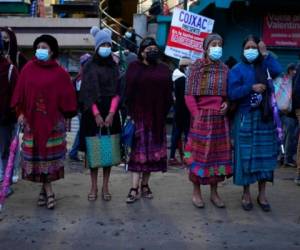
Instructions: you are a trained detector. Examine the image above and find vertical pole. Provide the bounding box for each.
[184,0,188,10]
[99,0,102,28]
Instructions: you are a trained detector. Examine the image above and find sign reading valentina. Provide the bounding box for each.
[164,8,215,61]
[263,13,300,48]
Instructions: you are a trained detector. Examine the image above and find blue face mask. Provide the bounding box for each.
[125,32,132,39]
[98,47,111,58]
[209,46,222,61]
[244,48,259,63]
[35,49,49,61]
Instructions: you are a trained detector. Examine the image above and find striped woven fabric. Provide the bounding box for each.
[185,109,232,183]
[21,120,66,183]
[186,58,228,97]
[233,109,277,185]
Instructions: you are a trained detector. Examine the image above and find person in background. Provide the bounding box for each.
[185,34,232,208]
[228,35,282,211]
[169,57,192,166]
[0,27,27,72]
[0,32,18,196]
[279,64,298,167]
[68,53,91,162]
[11,34,77,210]
[121,27,138,54]
[225,56,237,69]
[125,37,172,203]
[292,62,300,185]
[79,27,121,202]
[1,27,28,183]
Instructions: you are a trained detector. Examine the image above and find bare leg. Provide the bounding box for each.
[258,181,268,204]
[210,183,225,207]
[44,182,55,209]
[43,182,54,196]
[210,183,224,202]
[89,168,98,195]
[192,183,204,204]
[132,172,141,189]
[102,167,111,194]
[141,172,151,186]
[242,185,251,203]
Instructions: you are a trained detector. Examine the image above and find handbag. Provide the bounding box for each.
[85,127,121,168]
[121,116,136,170]
[274,75,292,113]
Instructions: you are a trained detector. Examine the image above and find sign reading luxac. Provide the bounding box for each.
[165,8,214,61]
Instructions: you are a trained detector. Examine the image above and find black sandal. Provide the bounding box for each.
[46,194,56,210]
[141,184,153,199]
[257,197,271,212]
[37,189,47,207]
[126,188,139,203]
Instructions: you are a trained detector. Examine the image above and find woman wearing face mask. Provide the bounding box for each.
[228,35,282,212]
[79,27,121,202]
[121,27,137,54]
[125,37,172,203]
[11,34,77,209]
[0,27,27,72]
[185,33,232,208]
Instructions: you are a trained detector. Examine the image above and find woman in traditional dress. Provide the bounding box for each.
[228,35,282,211]
[79,27,121,202]
[185,33,232,208]
[11,35,77,209]
[125,37,172,203]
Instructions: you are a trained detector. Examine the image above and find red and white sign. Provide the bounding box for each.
[165,8,214,61]
[263,13,300,48]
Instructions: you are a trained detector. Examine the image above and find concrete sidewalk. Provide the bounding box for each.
[0,162,300,250]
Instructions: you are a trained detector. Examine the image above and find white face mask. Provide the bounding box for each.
[35,49,49,61]
[244,48,259,63]
[208,46,223,61]
[98,47,111,58]
[125,32,132,39]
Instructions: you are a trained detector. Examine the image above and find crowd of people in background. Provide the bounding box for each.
[1,25,300,212]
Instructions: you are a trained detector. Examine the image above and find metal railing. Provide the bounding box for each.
[99,0,143,39]
[98,0,144,50]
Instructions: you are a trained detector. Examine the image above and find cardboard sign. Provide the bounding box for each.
[165,7,214,60]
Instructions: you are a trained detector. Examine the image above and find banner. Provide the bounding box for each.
[263,13,300,48]
[165,7,214,61]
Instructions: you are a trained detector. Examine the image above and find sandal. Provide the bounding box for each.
[192,197,205,208]
[126,188,139,203]
[210,197,225,208]
[102,189,112,201]
[46,194,56,210]
[257,197,271,212]
[37,189,47,207]
[141,184,153,199]
[88,190,98,201]
[241,196,253,211]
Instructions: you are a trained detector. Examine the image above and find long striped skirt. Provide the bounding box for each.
[232,109,277,186]
[185,109,232,185]
[22,120,66,183]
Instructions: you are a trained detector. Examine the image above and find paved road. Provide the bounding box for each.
[0,162,300,250]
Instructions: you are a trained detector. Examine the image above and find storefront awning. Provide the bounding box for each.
[189,0,242,13]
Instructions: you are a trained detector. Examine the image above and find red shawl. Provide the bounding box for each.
[186,58,228,97]
[11,58,76,156]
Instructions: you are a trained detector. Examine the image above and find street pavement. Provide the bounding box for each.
[0,160,300,250]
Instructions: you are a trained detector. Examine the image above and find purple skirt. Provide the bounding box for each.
[128,121,167,173]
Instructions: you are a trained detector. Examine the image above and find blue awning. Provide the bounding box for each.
[189,0,241,13]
